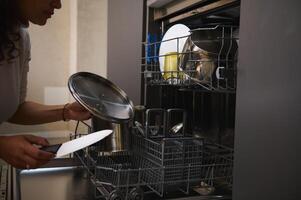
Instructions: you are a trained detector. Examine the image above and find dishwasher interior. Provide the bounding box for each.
[71,1,239,200]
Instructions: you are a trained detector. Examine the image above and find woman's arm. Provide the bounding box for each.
[8,101,91,125]
[1,101,90,169]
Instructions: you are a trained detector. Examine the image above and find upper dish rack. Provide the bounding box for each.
[142,25,239,92]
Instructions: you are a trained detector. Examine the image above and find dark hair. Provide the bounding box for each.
[0,0,20,62]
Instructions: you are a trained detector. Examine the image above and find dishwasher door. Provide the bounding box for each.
[14,158,97,200]
[20,167,96,200]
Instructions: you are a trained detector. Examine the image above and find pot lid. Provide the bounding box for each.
[68,72,134,123]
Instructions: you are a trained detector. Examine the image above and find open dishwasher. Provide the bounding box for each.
[16,1,240,200]
[71,1,239,199]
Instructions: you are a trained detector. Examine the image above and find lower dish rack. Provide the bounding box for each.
[73,132,233,200]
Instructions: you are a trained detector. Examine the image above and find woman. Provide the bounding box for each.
[0,0,91,169]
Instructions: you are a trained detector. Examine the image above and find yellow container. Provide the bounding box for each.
[163,52,183,80]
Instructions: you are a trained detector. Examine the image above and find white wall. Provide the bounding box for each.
[77,0,108,77]
[107,0,143,105]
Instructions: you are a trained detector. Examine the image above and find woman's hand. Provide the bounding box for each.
[64,102,91,121]
[0,135,54,169]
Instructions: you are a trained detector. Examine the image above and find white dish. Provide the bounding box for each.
[56,129,112,158]
[40,130,113,158]
[159,24,190,75]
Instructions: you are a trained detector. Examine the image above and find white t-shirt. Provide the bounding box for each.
[0,27,31,124]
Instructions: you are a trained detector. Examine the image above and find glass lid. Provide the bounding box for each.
[68,72,134,123]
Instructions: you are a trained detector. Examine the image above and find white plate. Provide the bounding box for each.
[41,130,113,158]
[56,130,112,158]
[159,24,190,75]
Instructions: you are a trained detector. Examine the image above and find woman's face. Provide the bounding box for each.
[18,0,62,25]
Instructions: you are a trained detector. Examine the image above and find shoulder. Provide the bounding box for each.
[0,27,31,65]
[18,27,31,62]
[19,27,31,50]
